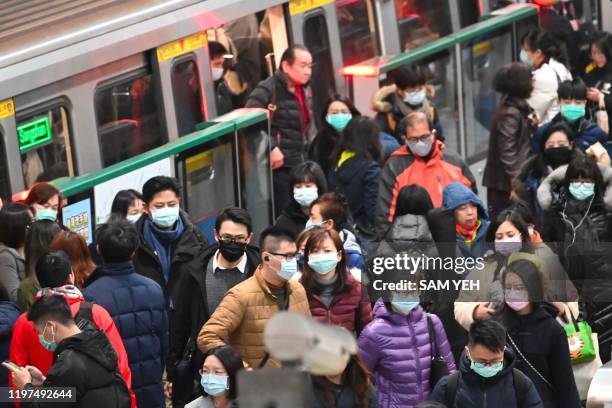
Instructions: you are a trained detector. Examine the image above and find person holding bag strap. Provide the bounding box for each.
[497,259,580,408]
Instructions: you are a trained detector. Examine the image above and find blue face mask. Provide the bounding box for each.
[36,208,57,222]
[305,218,324,230]
[326,113,352,132]
[467,349,504,378]
[151,207,179,228]
[126,213,141,224]
[201,373,229,397]
[519,49,533,68]
[294,187,318,207]
[277,258,298,281]
[308,252,339,275]
[403,89,426,106]
[39,322,57,352]
[569,182,595,201]
[391,300,420,315]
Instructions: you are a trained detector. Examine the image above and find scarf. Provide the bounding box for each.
[36,284,83,300]
[456,220,481,249]
[143,216,185,284]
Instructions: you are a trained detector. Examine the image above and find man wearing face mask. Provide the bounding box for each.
[372,63,443,142]
[8,295,132,408]
[430,320,543,408]
[168,208,259,405]
[134,176,208,309]
[376,111,477,236]
[197,227,310,369]
[530,78,607,156]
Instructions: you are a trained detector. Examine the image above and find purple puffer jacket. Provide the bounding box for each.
[358,300,456,408]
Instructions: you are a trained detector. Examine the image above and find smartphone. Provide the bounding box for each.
[3,360,20,371]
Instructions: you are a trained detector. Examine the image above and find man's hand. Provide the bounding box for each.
[473,302,495,321]
[4,364,32,390]
[587,87,602,103]
[25,366,45,387]
[271,147,284,170]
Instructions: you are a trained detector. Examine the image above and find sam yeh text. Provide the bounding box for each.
[372,279,480,292]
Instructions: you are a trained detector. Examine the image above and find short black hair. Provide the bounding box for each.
[522,29,568,65]
[0,202,32,249]
[395,184,434,218]
[27,295,74,326]
[591,31,612,65]
[333,116,383,164]
[36,250,72,288]
[289,161,328,196]
[468,320,506,353]
[110,189,143,218]
[493,62,533,99]
[505,200,536,226]
[203,346,244,399]
[540,121,575,151]
[557,78,588,100]
[485,208,533,252]
[320,95,361,129]
[392,63,426,90]
[215,207,252,235]
[142,176,181,204]
[208,41,228,59]
[259,226,295,252]
[95,218,138,263]
[280,45,310,67]
[564,155,604,199]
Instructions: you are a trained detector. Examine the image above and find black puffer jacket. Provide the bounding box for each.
[309,126,340,176]
[246,70,314,168]
[133,210,207,305]
[30,329,131,408]
[274,201,309,239]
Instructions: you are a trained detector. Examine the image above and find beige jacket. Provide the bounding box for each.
[197,266,311,368]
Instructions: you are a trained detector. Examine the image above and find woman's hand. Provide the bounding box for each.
[473,302,495,321]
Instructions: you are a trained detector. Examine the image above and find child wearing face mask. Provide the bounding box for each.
[358,271,456,407]
[372,63,443,142]
[495,260,580,408]
[299,229,371,334]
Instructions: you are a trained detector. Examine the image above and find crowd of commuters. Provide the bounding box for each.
[0,1,611,407]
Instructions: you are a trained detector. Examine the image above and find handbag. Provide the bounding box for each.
[172,336,197,404]
[563,308,597,364]
[427,315,450,387]
[507,333,556,391]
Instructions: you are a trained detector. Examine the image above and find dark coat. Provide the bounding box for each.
[310,377,378,408]
[0,302,19,387]
[274,202,309,239]
[430,349,543,408]
[246,70,314,168]
[309,126,340,176]
[329,156,381,229]
[584,63,612,124]
[168,244,260,384]
[483,97,534,192]
[83,262,169,408]
[31,329,132,408]
[133,210,207,306]
[502,304,581,408]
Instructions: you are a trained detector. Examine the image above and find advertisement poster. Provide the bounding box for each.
[94,158,173,224]
[62,199,93,244]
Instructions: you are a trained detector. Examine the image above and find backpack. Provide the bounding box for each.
[74,301,97,331]
[444,369,531,407]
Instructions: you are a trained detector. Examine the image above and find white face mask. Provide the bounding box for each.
[404,89,426,105]
[212,67,224,81]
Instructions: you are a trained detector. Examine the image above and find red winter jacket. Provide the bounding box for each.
[302,272,372,333]
[9,296,136,407]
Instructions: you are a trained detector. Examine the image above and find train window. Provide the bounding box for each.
[95,70,166,167]
[17,105,74,188]
[303,14,336,129]
[207,12,274,111]
[336,0,379,66]
[395,0,453,51]
[172,59,205,136]
[0,131,9,199]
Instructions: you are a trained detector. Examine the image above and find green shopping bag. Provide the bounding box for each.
[563,309,597,364]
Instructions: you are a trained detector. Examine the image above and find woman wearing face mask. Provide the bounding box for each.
[274,161,328,239]
[513,122,580,228]
[300,229,371,334]
[521,29,572,124]
[111,189,145,224]
[584,32,612,131]
[455,210,534,329]
[537,155,612,363]
[310,354,377,408]
[309,96,361,176]
[0,203,33,302]
[496,259,580,408]
[484,62,536,221]
[185,346,244,408]
[307,193,367,278]
[358,273,456,407]
[328,117,383,240]
[22,182,63,223]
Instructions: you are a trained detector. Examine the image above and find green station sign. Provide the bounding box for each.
[17,116,52,152]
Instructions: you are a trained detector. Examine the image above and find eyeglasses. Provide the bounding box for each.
[405,134,432,144]
[218,234,248,244]
[268,251,299,262]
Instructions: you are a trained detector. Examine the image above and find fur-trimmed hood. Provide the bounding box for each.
[537,162,612,211]
[371,84,436,113]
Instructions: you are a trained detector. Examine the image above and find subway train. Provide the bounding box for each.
[0,0,604,206]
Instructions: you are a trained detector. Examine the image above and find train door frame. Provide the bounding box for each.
[373,0,401,55]
[0,101,23,194]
